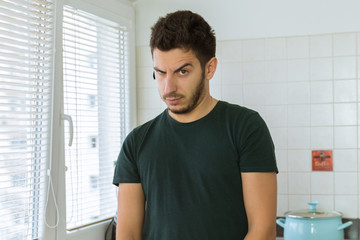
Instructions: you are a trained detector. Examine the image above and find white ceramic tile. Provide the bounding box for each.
[288,127,311,149]
[264,83,287,105]
[310,104,333,126]
[277,172,288,194]
[136,45,152,67]
[311,195,334,211]
[275,149,288,172]
[137,87,161,109]
[265,105,287,128]
[287,105,310,127]
[333,149,358,172]
[137,67,157,88]
[221,40,243,62]
[333,32,357,56]
[287,82,310,104]
[358,103,360,125]
[287,149,311,172]
[335,195,358,218]
[288,172,311,194]
[358,33,360,55]
[277,194,289,216]
[211,65,222,86]
[334,80,357,102]
[310,81,333,104]
[357,126,360,149]
[358,56,360,79]
[253,106,266,117]
[287,59,310,82]
[334,103,357,125]
[334,126,357,149]
[333,56,357,79]
[269,127,288,149]
[265,61,287,82]
[310,34,332,58]
[243,39,265,61]
[335,173,358,195]
[358,150,360,172]
[310,127,333,149]
[265,37,287,60]
[210,83,221,100]
[215,41,222,62]
[287,36,309,59]
[289,195,311,211]
[221,84,243,105]
[221,62,242,85]
[243,83,266,105]
[311,172,334,194]
[243,61,265,83]
[310,58,332,80]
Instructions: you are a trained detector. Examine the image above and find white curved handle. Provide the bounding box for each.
[61,113,73,147]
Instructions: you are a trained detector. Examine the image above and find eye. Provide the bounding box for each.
[178,69,188,76]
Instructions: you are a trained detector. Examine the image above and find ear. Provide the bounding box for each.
[205,57,218,80]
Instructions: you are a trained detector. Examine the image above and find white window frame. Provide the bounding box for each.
[44,0,136,239]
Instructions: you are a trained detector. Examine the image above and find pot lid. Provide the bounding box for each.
[285,201,343,219]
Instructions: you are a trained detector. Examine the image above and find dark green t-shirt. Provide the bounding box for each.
[113,101,278,240]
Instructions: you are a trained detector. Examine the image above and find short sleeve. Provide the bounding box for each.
[238,113,278,173]
[112,132,141,186]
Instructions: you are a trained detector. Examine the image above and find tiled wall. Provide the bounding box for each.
[136,32,360,218]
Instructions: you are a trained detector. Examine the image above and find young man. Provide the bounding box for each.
[113,10,278,240]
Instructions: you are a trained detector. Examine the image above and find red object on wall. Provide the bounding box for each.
[312,150,333,171]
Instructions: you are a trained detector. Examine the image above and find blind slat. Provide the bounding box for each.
[0,0,53,239]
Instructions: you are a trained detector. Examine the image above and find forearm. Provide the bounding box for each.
[116,184,145,240]
[242,172,278,240]
[116,221,142,240]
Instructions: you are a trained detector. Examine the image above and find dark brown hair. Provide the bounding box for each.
[150,10,216,69]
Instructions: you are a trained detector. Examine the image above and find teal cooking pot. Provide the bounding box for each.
[276,201,352,240]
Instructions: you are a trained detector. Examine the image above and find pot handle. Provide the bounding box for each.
[337,221,353,230]
[276,218,286,228]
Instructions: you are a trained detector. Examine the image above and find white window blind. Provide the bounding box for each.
[63,5,129,230]
[0,0,54,239]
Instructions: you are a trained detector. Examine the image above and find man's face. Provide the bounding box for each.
[153,48,206,115]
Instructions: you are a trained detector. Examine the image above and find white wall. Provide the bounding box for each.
[134,0,360,46]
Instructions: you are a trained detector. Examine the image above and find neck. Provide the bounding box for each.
[168,95,216,123]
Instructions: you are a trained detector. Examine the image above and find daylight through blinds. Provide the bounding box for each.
[63,5,129,230]
[0,0,54,239]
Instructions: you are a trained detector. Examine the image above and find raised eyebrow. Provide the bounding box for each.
[154,63,193,74]
[174,63,193,73]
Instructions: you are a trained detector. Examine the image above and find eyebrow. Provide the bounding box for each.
[154,63,193,74]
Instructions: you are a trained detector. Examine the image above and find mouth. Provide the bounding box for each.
[165,97,182,105]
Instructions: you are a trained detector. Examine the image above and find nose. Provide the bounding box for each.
[164,73,177,94]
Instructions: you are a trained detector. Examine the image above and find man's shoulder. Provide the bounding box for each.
[129,109,167,139]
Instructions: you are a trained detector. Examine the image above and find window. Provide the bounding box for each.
[62,3,130,232]
[0,0,54,239]
[0,0,135,239]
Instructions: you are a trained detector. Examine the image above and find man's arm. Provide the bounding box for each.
[241,172,277,240]
[116,183,145,240]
